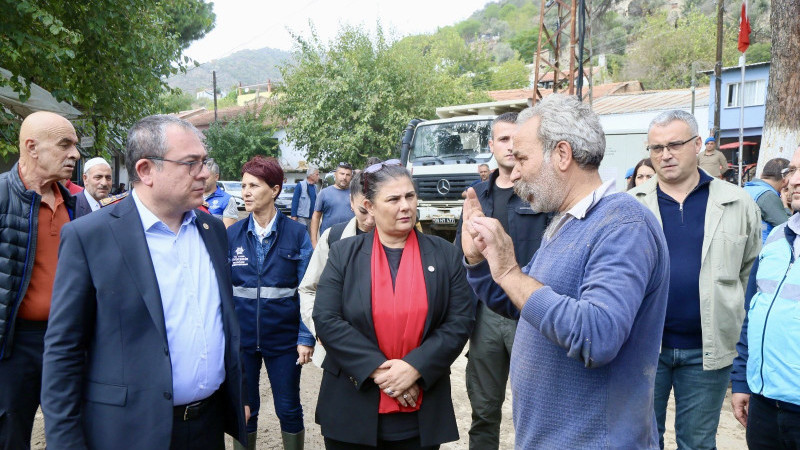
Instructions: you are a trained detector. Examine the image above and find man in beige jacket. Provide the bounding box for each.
[629,110,761,449]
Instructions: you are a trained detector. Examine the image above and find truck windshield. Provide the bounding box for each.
[410,120,492,162]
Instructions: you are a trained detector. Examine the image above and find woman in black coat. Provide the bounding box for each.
[312,161,474,449]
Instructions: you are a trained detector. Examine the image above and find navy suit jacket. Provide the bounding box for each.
[42,195,247,449]
[73,191,93,218]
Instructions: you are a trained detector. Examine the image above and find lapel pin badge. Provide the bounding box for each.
[202,223,210,230]
[428,266,435,272]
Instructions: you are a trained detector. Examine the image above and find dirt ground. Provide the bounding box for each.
[31,346,745,449]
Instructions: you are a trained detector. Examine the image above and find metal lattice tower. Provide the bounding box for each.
[533,0,591,101]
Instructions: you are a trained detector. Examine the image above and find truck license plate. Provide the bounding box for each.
[432,215,457,225]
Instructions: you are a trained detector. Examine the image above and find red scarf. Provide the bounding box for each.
[371,229,428,414]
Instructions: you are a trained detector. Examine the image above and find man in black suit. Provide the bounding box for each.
[74,157,112,218]
[42,115,248,449]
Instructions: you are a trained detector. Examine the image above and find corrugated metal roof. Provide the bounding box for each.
[591,87,710,115]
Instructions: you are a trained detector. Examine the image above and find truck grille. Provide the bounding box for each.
[414,174,481,201]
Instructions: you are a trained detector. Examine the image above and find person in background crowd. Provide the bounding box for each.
[627,158,656,190]
[478,164,490,182]
[455,112,549,450]
[299,169,375,367]
[462,94,670,448]
[731,144,800,449]
[42,114,248,449]
[310,162,354,247]
[697,137,728,178]
[61,177,83,194]
[630,110,761,450]
[463,164,492,199]
[313,161,474,449]
[782,185,793,215]
[743,157,791,243]
[111,182,127,195]
[203,161,238,227]
[0,111,78,449]
[74,157,112,218]
[228,156,314,450]
[291,165,319,231]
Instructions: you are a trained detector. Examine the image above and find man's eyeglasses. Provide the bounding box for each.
[781,167,798,179]
[145,157,214,176]
[646,136,698,155]
[337,162,353,170]
[364,159,401,174]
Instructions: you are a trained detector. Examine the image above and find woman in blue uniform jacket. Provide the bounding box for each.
[313,162,475,449]
[227,156,314,450]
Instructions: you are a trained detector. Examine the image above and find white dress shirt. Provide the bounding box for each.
[131,190,226,405]
[83,189,101,212]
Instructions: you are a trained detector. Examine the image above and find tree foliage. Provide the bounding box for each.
[205,110,281,180]
[0,0,215,155]
[490,58,531,90]
[271,25,485,169]
[622,10,739,89]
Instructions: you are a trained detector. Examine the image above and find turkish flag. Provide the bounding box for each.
[738,2,751,53]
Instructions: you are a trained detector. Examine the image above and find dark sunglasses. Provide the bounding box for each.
[337,162,353,170]
[364,159,401,174]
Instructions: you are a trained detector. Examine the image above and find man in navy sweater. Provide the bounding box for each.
[630,110,761,449]
[462,94,670,448]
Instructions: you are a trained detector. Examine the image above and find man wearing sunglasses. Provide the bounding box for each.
[309,162,354,247]
[630,110,761,450]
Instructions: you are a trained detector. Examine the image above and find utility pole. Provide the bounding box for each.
[213,70,218,122]
[532,0,590,101]
[713,0,724,141]
[691,61,698,116]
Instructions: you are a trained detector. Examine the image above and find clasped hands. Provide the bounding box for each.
[370,359,421,408]
[461,188,520,283]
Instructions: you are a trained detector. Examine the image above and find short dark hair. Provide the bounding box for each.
[762,157,790,181]
[242,156,283,196]
[125,114,204,184]
[492,112,518,138]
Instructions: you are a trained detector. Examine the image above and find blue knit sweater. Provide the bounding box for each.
[467,192,669,449]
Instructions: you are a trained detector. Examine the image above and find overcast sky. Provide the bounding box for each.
[184,0,492,62]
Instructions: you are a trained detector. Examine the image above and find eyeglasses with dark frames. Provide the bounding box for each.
[646,136,698,155]
[145,157,214,176]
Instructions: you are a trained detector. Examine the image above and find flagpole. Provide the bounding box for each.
[737,0,749,186]
[739,52,745,186]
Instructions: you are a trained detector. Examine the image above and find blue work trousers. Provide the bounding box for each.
[242,350,304,434]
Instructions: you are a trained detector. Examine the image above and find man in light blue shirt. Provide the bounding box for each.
[42,115,249,450]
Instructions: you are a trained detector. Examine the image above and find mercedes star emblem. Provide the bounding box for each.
[436,179,451,195]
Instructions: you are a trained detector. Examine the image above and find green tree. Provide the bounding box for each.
[490,58,531,90]
[161,0,215,47]
[159,91,195,113]
[455,19,482,41]
[272,24,482,168]
[204,110,281,180]
[622,10,739,89]
[0,0,215,154]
